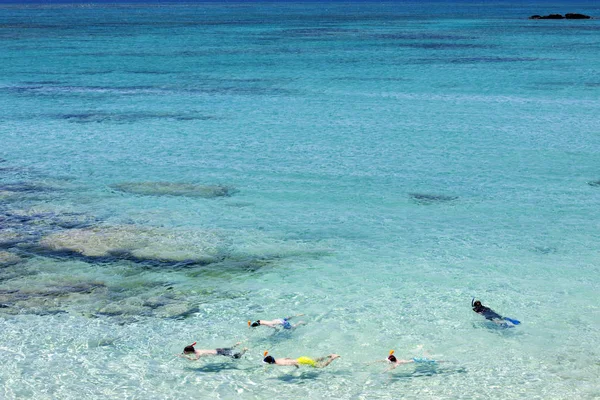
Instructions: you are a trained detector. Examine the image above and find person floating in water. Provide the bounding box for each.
[472,299,521,325]
[262,351,340,368]
[374,350,440,371]
[248,314,306,330]
[179,341,247,360]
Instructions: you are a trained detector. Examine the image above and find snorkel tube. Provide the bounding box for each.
[182,342,197,354]
[387,350,397,363]
[263,351,276,364]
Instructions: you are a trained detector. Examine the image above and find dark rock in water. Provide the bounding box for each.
[529,14,565,19]
[530,13,591,20]
[111,182,235,198]
[409,193,458,204]
[588,180,600,187]
[565,13,592,19]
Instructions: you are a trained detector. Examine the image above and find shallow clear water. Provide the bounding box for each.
[1,2,600,399]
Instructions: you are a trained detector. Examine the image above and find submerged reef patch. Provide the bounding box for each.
[0,182,54,194]
[111,182,236,198]
[38,225,227,265]
[0,282,104,303]
[0,229,34,248]
[58,111,217,124]
[532,246,558,254]
[0,251,22,266]
[3,208,99,230]
[409,193,458,205]
[0,207,100,251]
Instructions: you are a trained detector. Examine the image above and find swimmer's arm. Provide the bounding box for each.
[386,363,400,371]
[387,360,413,370]
[177,354,200,361]
[366,359,387,365]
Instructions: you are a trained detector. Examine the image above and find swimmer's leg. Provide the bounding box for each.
[315,354,340,368]
[291,321,306,329]
[233,348,248,359]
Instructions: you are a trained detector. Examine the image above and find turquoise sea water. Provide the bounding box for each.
[1,2,600,398]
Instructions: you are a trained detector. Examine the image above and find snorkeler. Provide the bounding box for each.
[472,299,521,325]
[179,341,247,361]
[248,314,306,330]
[262,351,340,368]
[374,350,440,371]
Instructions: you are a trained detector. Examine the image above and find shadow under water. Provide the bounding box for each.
[186,362,243,373]
[272,370,321,383]
[471,321,523,335]
[387,364,468,380]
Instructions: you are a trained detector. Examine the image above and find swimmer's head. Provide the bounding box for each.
[263,351,276,364]
[387,350,397,363]
[249,320,260,327]
[183,342,197,354]
[473,300,482,308]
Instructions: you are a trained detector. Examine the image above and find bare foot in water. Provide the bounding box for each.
[316,354,340,368]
